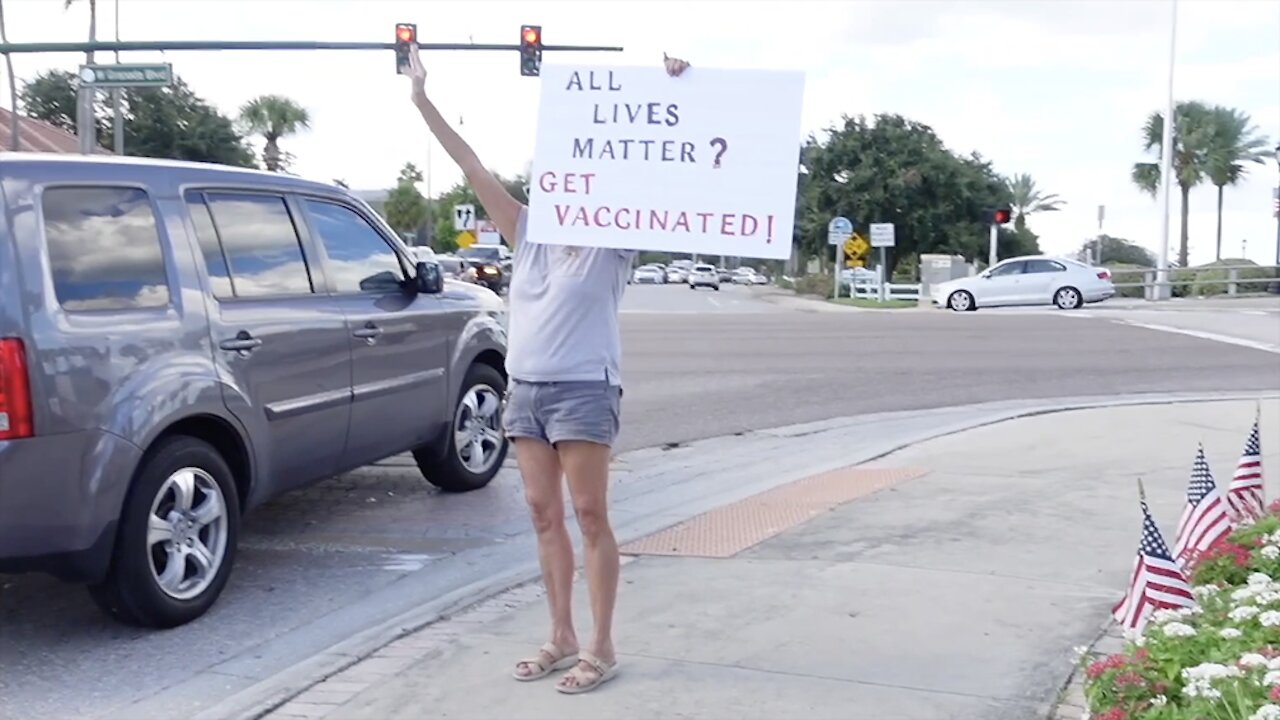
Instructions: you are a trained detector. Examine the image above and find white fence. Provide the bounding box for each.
[849,278,922,301]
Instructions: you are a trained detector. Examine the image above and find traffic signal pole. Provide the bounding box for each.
[0,36,622,154]
[987,223,998,268]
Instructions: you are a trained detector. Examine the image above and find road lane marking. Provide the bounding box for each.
[1114,319,1280,354]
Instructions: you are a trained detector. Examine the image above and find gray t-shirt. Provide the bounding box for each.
[504,206,635,386]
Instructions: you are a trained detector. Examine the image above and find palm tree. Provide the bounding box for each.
[238,95,311,172]
[1131,100,1214,268]
[1006,173,1065,231]
[1204,106,1271,260]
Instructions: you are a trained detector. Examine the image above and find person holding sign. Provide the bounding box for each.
[404,48,690,695]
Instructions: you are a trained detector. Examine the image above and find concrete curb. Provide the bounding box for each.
[1045,622,1125,720]
[194,390,1280,720]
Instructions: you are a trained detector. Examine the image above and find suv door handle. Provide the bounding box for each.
[352,323,383,343]
[219,332,262,353]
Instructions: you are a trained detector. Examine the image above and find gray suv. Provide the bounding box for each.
[0,154,509,628]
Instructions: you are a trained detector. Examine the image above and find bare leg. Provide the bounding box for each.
[512,438,578,678]
[558,440,618,690]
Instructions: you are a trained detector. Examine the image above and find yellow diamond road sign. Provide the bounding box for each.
[844,233,869,259]
[456,230,476,249]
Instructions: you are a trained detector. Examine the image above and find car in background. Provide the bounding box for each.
[689,264,721,291]
[666,266,689,284]
[457,244,512,294]
[932,255,1114,311]
[716,267,733,283]
[0,154,510,628]
[732,268,768,285]
[632,265,666,284]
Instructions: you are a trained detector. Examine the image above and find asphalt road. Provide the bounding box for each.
[2,285,1277,719]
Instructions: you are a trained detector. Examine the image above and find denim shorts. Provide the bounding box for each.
[502,379,622,447]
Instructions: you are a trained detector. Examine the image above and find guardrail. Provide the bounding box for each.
[1106,264,1280,299]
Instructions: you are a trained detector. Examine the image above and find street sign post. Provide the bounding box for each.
[78,63,172,88]
[453,203,476,231]
[869,223,895,302]
[828,217,853,299]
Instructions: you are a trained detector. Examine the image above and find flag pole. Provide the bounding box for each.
[1137,477,1147,503]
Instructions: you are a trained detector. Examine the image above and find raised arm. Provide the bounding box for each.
[405,49,524,246]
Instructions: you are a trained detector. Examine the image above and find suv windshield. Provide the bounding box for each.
[458,246,506,262]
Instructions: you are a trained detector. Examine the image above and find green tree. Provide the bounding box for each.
[1131,100,1214,268]
[383,163,429,237]
[18,69,256,166]
[1006,173,1065,231]
[795,114,1030,274]
[238,94,310,172]
[1078,235,1156,266]
[1204,106,1271,260]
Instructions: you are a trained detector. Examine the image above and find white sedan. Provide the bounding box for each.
[932,256,1114,311]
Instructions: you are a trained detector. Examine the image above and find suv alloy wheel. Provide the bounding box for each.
[414,363,509,492]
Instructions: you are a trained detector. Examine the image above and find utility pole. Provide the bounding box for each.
[111,0,122,155]
[1095,204,1105,265]
[1153,0,1178,300]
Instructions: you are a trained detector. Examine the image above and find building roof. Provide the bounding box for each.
[0,107,110,154]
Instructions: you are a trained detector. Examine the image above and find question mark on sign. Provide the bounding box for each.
[709,137,727,169]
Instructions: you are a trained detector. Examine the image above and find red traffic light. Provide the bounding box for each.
[522,27,540,44]
[396,24,415,42]
[993,209,1011,224]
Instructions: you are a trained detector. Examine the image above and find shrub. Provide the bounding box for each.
[1082,503,1280,720]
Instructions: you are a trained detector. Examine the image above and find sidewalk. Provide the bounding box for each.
[264,399,1280,720]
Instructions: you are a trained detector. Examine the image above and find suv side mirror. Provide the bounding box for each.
[415,261,443,294]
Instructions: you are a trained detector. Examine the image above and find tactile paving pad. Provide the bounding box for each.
[620,466,928,558]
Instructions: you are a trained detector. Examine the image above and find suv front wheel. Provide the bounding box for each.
[415,364,508,493]
[88,436,240,628]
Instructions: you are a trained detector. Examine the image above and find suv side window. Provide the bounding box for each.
[302,199,404,294]
[202,192,314,298]
[1026,259,1066,274]
[186,195,234,299]
[41,186,171,312]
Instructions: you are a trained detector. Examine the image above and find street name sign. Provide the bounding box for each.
[78,63,173,88]
[869,222,896,248]
[827,216,853,246]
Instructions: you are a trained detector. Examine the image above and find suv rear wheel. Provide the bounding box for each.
[88,436,240,628]
[415,363,508,493]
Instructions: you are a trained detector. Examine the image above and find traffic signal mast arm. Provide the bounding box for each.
[407,63,522,246]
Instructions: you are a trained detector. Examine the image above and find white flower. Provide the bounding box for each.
[1221,627,1244,639]
[1235,586,1259,602]
[1231,605,1262,621]
[1195,584,1223,599]
[1264,670,1280,686]
[1262,545,1280,560]
[1161,621,1197,637]
[1072,645,1089,661]
[1241,653,1270,668]
[1151,694,1168,707]
[1250,572,1275,588]
[1260,610,1280,627]
[1261,591,1280,605]
[1184,662,1244,680]
[1152,607,1198,624]
[1270,657,1280,671]
[1249,704,1280,720]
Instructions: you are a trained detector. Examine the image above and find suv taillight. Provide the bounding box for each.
[1097,270,1111,280]
[0,338,33,440]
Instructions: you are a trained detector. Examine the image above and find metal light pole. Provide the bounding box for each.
[1273,143,1280,268]
[1154,0,1178,300]
[111,0,123,155]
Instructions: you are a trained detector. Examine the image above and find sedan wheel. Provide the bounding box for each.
[947,290,974,312]
[1054,286,1083,310]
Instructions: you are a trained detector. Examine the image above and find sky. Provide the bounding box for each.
[2,0,1278,266]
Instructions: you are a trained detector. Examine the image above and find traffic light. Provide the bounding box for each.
[982,207,1013,225]
[520,25,542,77]
[395,23,416,75]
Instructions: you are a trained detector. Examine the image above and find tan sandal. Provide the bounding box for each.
[513,642,579,681]
[554,650,618,694]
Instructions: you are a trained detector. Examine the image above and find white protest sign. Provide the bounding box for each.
[527,64,805,260]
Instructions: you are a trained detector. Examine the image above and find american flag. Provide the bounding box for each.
[1228,416,1265,522]
[1172,445,1234,567]
[1112,499,1196,635]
